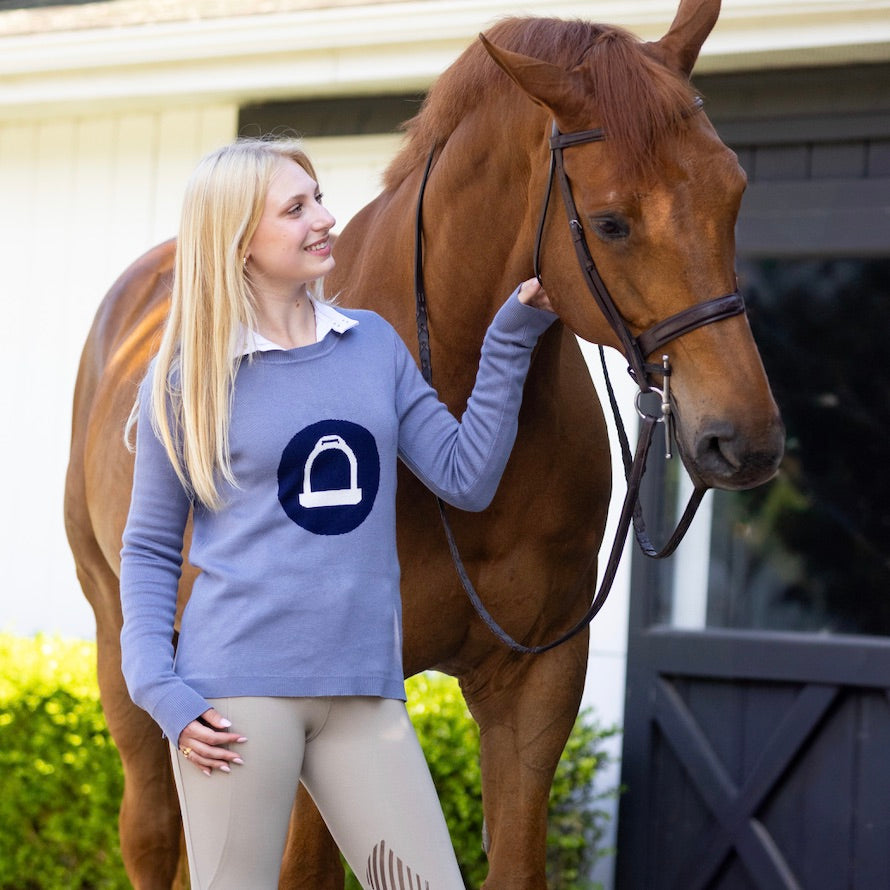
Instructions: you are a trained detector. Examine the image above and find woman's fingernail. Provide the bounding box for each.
[220,764,231,773]
[236,736,248,743]
[233,757,244,765]
[202,769,212,777]
[219,718,233,728]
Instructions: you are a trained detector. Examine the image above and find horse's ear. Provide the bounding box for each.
[479,33,585,120]
[648,0,721,77]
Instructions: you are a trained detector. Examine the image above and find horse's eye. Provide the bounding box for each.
[589,215,630,241]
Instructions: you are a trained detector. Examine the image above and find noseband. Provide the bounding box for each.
[413,100,747,653]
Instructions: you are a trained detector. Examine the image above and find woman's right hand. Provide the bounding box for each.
[177,707,247,776]
[516,278,554,313]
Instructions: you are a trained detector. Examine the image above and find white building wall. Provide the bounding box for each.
[0,104,237,639]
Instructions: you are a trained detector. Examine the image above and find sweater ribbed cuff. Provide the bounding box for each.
[151,684,214,743]
[498,289,558,343]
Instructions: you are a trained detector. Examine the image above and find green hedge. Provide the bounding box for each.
[0,634,618,889]
[0,635,126,889]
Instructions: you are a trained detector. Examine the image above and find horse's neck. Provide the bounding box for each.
[419,120,545,403]
[334,99,547,411]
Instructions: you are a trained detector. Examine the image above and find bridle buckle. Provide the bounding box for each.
[634,355,674,459]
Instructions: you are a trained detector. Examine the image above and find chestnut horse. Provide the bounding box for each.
[64,0,783,887]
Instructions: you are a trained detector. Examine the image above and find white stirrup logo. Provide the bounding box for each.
[299,435,363,508]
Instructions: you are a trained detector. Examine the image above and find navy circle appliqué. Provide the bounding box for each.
[278,419,380,535]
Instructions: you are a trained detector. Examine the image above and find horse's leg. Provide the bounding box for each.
[462,631,589,889]
[71,539,180,887]
[279,784,344,890]
[67,434,183,887]
[91,591,183,889]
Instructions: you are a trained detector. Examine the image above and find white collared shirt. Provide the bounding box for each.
[235,300,358,357]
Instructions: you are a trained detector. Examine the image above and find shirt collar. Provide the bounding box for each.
[235,300,358,358]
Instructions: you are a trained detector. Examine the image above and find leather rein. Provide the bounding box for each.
[413,102,746,654]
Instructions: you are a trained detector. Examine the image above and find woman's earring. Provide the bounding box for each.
[242,254,249,270]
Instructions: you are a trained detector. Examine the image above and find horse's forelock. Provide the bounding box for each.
[383,17,697,189]
[580,29,699,179]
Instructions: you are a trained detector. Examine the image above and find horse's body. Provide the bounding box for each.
[64,1,783,887]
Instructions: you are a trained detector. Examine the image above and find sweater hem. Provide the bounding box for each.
[187,675,407,702]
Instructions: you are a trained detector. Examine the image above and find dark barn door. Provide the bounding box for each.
[616,64,890,890]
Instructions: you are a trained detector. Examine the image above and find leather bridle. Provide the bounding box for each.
[537,99,746,392]
[413,101,747,653]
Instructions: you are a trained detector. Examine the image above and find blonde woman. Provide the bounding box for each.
[120,137,554,889]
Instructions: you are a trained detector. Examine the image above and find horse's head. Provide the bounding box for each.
[480,0,784,491]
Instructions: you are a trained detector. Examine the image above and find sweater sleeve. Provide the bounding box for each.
[395,288,556,511]
[119,373,213,742]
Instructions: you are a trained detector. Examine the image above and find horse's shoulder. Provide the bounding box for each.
[87,240,174,363]
[106,239,176,303]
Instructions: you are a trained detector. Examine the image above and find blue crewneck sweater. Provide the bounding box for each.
[120,291,555,743]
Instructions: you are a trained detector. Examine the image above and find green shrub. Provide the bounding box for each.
[0,635,618,889]
[546,708,620,890]
[0,634,127,889]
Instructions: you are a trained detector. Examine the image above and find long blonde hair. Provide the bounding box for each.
[141,137,323,510]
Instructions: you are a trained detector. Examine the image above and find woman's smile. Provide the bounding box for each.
[305,237,332,257]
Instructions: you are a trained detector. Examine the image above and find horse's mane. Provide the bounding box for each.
[384,17,698,188]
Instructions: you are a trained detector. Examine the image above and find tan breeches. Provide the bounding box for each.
[170,696,465,890]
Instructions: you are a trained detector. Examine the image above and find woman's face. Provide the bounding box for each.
[247,158,336,298]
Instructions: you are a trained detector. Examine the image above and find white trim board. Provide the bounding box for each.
[1,0,888,119]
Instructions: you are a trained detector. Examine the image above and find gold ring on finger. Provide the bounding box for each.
[179,746,193,758]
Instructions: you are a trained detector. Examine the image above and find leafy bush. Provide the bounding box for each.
[0,634,127,889]
[546,709,620,890]
[0,635,618,889]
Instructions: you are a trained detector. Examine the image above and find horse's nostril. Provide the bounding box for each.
[707,433,740,470]
[694,422,737,470]
[691,417,785,490]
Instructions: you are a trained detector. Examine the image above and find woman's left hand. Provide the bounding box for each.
[516,278,554,313]
[177,708,247,777]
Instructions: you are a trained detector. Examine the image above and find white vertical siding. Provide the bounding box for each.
[0,104,238,639]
